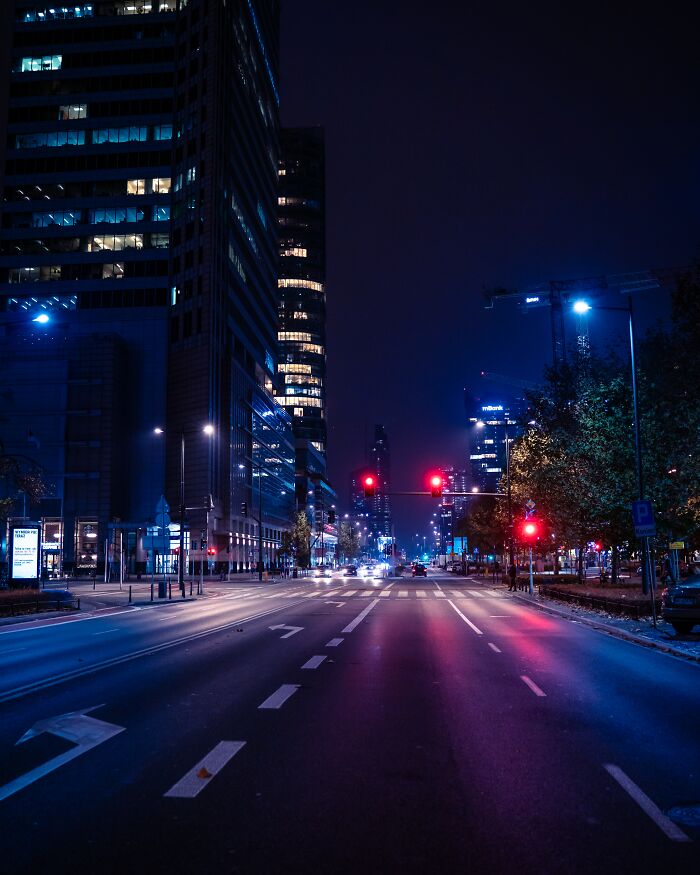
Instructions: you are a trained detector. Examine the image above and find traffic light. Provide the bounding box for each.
[363,475,376,498]
[327,509,336,524]
[241,501,248,517]
[207,548,216,556]
[429,474,443,498]
[520,519,540,542]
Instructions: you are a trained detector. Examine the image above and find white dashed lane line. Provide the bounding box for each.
[603,764,691,842]
[326,638,344,647]
[164,741,246,799]
[488,643,502,653]
[301,655,327,670]
[520,675,546,697]
[447,600,483,635]
[258,684,300,710]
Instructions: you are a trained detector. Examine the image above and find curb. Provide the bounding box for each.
[508,590,700,665]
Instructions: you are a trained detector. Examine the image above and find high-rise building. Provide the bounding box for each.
[465,390,528,494]
[0,0,293,578]
[276,127,326,455]
[368,424,392,539]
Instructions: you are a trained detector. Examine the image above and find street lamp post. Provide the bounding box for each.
[573,297,653,595]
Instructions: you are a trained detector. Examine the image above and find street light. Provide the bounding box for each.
[155,424,214,595]
[573,297,651,593]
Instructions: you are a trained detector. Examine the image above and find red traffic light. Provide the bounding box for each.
[520,520,540,542]
[207,548,216,556]
[429,474,443,498]
[363,475,376,498]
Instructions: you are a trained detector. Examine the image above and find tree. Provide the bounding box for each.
[0,453,47,522]
[290,511,312,568]
[337,521,360,563]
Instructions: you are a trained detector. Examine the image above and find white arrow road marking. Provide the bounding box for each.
[324,601,346,607]
[258,684,300,710]
[341,599,380,634]
[164,741,246,799]
[603,764,691,842]
[268,624,303,639]
[326,638,344,647]
[520,675,546,697]
[301,655,326,670]
[0,705,124,802]
[447,600,483,635]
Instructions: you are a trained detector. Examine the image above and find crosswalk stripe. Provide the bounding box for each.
[416,590,426,598]
[360,590,376,597]
[379,589,392,597]
[342,590,357,597]
[467,590,485,598]
[434,591,446,598]
[398,590,408,598]
[450,591,465,599]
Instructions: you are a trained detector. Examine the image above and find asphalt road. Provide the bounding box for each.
[1,571,698,874]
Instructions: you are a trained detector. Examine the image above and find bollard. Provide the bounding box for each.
[168,582,172,600]
[128,585,132,605]
[182,582,186,599]
[189,579,193,597]
[150,582,154,602]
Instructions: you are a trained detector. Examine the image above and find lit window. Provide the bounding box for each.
[32,210,80,227]
[18,55,62,72]
[278,363,311,374]
[278,331,312,342]
[153,124,173,141]
[90,234,143,251]
[16,131,85,148]
[92,126,147,144]
[20,5,94,21]
[153,206,170,222]
[102,262,125,279]
[152,177,171,193]
[88,207,145,223]
[277,278,323,292]
[59,104,88,120]
[280,246,307,258]
[127,179,146,195]
[294,408,304,417]
[150,233,170,248]
[292,311,309,320]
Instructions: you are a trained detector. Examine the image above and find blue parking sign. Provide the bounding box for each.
[631,500,656,537]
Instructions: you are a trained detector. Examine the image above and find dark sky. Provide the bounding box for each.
[279,1,700,544]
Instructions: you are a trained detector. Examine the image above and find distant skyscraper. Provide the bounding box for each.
[465,390,528,494]
[0,1,294,578]
[276,127,327,456]
[369,424,392,538]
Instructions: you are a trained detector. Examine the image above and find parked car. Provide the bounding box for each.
[661,573,700,634]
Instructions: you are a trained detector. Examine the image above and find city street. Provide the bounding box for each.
[1,570,698,874]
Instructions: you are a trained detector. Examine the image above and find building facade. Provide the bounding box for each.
[465,391,528,494]
[276,127,326,455]
[0,0,293,579]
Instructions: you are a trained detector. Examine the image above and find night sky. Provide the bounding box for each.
[280,2,700,543]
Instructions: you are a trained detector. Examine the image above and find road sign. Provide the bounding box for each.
[631,500,656,537]
[525,499,536,510]
[669,541,685,550]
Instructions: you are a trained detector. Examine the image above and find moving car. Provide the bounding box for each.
[344,566,357,576]
[661,572,700,634]
[412,563,427,577]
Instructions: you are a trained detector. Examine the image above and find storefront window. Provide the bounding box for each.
[76,520,98,568]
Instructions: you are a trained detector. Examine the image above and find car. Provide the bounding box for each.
[661,573,700,634]
[344,566,357,576]
[412,564,427,577]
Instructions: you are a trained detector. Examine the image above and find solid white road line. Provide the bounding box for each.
[341,599,380,634]
[379,590,392,597]
[603,764,691,842]
[520,675,546,697]
[447,600,483,635]
[301,655,327,670]
[92,628,119,635]
[258,684,300,710]
[488,643,502,653]
[416,590,427,598]
[326,638,344,647]
[164,741,246,799]
[398,590,408,598]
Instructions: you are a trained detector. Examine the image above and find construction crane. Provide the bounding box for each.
[479,371,538,392]
[484,268,682,367]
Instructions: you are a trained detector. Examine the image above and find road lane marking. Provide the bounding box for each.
[326,638,343,647]
[603,764,691,842]
[301,655,327,670]
[434,591,446,598]
[0,646,27,655]
[520,676,546,697]
[488,643,502,653]
[450,591,465,599]
[360,590,376,597]
[447,600,483,635]
[164,741,246,799]
[467,590,485,598]
[416,590,427,598]
[341,599,380,633]
[0,601,309,705]
[92,628,119,635]
[342,590,357,597]
[489,615,511,618]
[379,590,392,597]
[398,590,408,598]
[258,684,300,710]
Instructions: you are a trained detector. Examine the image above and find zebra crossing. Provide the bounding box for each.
[221,587,499,601]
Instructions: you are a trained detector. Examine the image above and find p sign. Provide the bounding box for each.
[631,500,656,538]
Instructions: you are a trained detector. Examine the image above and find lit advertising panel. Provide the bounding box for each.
[11,526,40,580]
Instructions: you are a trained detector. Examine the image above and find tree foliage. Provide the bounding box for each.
[0,455,47,522]
[337,521,360,562]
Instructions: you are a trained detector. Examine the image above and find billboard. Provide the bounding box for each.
[11,526,41,580]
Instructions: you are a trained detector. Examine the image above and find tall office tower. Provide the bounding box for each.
[0,1,293,579]
[368,424,392,539]
[276,127,326,455]
[465,390,528,494]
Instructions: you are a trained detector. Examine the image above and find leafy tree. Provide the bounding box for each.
[0,454,47,521]
[290,511,312,568]
[337,521,360,562]
[455,496,507,557]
